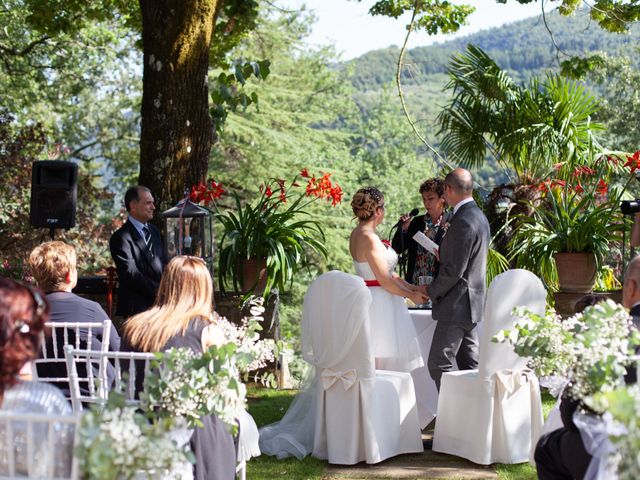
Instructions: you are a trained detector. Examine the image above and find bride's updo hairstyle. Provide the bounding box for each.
[351,187,384,221]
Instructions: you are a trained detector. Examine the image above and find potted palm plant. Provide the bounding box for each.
[509,151,638,293]
[213,169,343,294]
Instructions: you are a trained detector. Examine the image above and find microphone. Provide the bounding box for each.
[397,208,420,227]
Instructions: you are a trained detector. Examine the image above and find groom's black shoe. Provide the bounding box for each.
[422,438,433,450]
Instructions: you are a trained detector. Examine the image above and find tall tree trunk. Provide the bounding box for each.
[138,0,219,212]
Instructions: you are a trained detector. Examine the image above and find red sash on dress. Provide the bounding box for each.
[364,280,381,287]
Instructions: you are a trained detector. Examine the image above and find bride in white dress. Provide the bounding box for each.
[259,187,429,460]
[349,187,427,372]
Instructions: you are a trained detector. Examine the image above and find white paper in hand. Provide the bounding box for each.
[412,231,439,255]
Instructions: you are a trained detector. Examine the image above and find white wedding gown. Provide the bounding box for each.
[353,242,424,373]
[259,243,431,460]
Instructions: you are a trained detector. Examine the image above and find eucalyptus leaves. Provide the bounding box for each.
[494,300,640,405]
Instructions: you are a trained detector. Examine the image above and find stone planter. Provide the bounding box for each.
[553,252,597,293]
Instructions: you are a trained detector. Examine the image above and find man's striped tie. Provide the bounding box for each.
[142,225,154,257]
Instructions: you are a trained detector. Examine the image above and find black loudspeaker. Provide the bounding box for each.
[30,161,78,229]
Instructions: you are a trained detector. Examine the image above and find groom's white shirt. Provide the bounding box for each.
[452,197,474,215]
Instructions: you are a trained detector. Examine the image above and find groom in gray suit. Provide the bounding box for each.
[426,168,490,390]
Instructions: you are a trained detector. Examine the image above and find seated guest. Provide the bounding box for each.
[122,256,255,480]
[535,257,640,479]
[28,241,120,396]
[392,178,452,285]
[0,278,75,477]
[28,241,120,351]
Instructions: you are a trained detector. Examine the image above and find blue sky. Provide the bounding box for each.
[278,0,550,60]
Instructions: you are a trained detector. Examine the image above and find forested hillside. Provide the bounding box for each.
[347,9,640,89]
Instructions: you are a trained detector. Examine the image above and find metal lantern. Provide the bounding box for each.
[159,199,214,274]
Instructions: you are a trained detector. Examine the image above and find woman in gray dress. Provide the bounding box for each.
[122,256,238,480]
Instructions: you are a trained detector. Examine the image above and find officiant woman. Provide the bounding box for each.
[392,178,452,285]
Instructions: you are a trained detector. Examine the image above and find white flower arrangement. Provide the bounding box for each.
[215,296,277,376]
[141,343,246,432]
[593,385,640,480]
[494,299,640,405]
[76,394,191,480]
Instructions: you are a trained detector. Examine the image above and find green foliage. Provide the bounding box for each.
[216,174,339,295]
[0,111,115,275]
[508,152,634,285]
[210,59,271,133]
[76,393,190,480]
[142,344,245,431]
[347,10,640,90]
[494,300,640,403]
[437,45,604,182]
[366,0,475,35]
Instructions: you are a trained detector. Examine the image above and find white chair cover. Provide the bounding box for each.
[260,271,422,464]
[433,269,546,465]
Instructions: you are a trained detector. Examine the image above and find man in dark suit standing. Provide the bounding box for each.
[426,168,490,391]
[110,186,166,318]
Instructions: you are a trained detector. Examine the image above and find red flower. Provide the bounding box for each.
[279,190,287,202]
[624,151,640,173]
[300,168,310,178]
[574,183,584,194]
[265,186,273,198]
[329,184,343,206]
[553,162,564,171]
[596,179,608,196]
[276,179,286,189]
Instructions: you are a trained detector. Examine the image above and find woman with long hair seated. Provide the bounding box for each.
[121,255,257,480]
[0,278,75,477]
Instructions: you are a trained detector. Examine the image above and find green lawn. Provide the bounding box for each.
[246,386,556,480]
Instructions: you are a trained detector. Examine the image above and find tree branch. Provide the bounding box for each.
[396,0,453,170]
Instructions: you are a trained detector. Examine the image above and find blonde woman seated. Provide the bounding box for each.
[0,278,75,477]
[121,256,260,480]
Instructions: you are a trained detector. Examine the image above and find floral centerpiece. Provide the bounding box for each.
[509,150,640,291]
[76,394,192,480]
[592,385,640,480]
[192,169,342,294]
[493,300,640,405]
[214,296,278,382]
[141,343,246,432]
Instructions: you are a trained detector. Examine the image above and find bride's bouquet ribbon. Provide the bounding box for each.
[321,368,358,391]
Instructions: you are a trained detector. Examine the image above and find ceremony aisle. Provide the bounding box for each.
[246,387,557,480]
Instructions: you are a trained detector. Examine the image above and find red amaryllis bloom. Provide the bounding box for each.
[265,186,273,198]
[279,190,287,202]
[300,168,310,178]
[574,183,584,194]
[596,179,608,196]
[329,184,343,206]
[624,151,640,173]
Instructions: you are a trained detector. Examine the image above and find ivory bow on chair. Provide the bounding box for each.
[495,368,536,396]
[495,368,544,460]
[321,368,358,391]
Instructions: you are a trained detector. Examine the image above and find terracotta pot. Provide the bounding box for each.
[240,258,268,294]
[553,252,597,293]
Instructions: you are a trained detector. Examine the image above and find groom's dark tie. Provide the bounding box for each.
[142,225,154,257]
